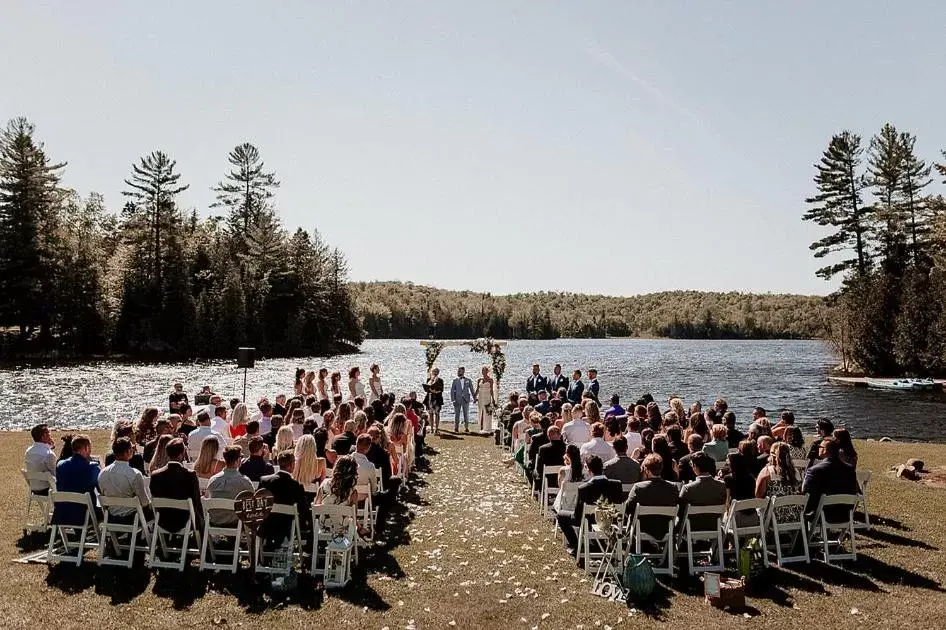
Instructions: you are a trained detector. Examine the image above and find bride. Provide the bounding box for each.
[476,366,497,434]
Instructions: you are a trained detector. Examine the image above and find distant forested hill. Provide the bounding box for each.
[350,281,828,340]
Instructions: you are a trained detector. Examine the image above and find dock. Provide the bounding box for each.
[828,376,946,389]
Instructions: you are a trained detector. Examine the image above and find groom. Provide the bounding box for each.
[451,366,477,433]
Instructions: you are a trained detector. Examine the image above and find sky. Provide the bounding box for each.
[2,1,945,297]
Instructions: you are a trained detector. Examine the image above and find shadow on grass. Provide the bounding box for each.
[45,559,152,604]
[746,566,829,607]
[793,561,884,592]
[852,555,945,591]
[16,530,47,553]
[152,566,209,609]
[858,527,937,550]
[634,579,675,621]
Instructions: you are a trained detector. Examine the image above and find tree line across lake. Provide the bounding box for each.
[0,117,362,360]
[803,123,946,376]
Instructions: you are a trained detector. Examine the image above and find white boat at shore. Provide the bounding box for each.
[866,377,936,391]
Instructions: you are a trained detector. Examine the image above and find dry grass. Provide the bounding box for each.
[3,430,946,629]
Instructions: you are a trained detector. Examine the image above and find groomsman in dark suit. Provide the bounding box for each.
[567,370,584,404]
[549,364,569,394]
[587,369,600,403]
[526,364,548,395]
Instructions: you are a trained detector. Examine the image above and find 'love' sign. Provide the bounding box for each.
[234,488,274,535]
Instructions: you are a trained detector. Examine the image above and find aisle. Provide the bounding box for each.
[349,433,630,629]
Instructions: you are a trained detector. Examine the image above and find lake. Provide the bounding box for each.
[1,338,943,441]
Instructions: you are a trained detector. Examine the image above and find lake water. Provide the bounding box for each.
[1,339,943,441]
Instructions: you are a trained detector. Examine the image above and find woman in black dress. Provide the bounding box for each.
[424,367,445,436]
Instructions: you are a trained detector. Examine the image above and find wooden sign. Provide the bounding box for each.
[234,488,274,535]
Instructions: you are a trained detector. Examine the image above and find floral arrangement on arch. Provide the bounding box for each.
[469,337,507,384]
[424,341,446,371]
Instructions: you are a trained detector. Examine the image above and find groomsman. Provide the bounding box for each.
[526,364,548,394]
[587,369,600,403]
[567,370,585,404]
[549,364,569,394]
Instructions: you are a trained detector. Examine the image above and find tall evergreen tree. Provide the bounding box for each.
[0,117,67,343]
[867,123,907,274]
[898,131,933,267]
[211,143,279,241]
[803,132,871,280]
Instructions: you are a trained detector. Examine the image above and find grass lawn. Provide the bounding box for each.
[3,430,946,629]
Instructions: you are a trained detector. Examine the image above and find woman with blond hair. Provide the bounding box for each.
[289,408,306,440]
[354,410,369,435]
[585,400,602,425]
[194,436,225,479]
[148,434,173,475]
[274,425,295,455]
[387,411,412,476]
[303,370,317,396]
[293,434,327,493]
[669,398,687,426]
[229,402,249,438]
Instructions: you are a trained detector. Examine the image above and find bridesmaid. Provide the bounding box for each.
[330,371,343,400]
[293,368,305,396]
[368,364,383,403]
[348,366,366,400]
[316,367,329,400]
[304,370,317,396]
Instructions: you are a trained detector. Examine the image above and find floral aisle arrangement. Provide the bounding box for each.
[468,337,507,385]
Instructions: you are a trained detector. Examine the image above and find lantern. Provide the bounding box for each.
[324,535,353,588]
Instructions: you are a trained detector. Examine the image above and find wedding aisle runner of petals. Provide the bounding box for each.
[366,434,634,629]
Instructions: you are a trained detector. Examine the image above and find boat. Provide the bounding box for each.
[866,377,936,391]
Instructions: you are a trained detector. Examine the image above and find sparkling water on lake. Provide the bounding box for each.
[1,339,943,441]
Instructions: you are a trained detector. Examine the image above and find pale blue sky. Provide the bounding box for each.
[2,1,945,296]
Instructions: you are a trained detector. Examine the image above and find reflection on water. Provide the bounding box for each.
[1,339,943,441]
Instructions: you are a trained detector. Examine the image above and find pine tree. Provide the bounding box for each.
[0,117,67,343]
[898,131,933,267]
[803,131,871,280]
[867,123,907,274]
[212,143,279,242]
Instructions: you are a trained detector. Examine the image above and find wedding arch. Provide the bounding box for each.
[420,338,507,385]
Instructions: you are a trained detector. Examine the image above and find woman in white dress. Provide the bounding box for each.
[476,366,497,434]
[316,367,329,400]
[368,364,383,403]
[553,445,587,514]
[348,366,366,401]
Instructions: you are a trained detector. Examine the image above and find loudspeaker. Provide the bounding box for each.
[237,347,256,369]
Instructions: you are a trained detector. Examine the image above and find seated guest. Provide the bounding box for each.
[331,420,358,457]
[603,436,641,485]
[169,382,188,414]
[232,419,262,455]
[149,439,202,534]
[143,418,173,464]
[52,434,101,525]
[603,394,626,420]
[106,421,146,474]
[148,435,173,475]
[738,439,763,477]
[229,402,249,439]
[194,436,226,479]
[784,426,808,461]
[314,456,367,538]
[807,418,835,463]
[293,434,328,492]
[526,416,552,482]
[534,390,551,415]
[211,405,231,438]
[580,422,616,464]
[833,428,858,468]
[289,408,307,441]
[723,411,744,448]
[313,426,337,468]
[98,437,153,522]
[666,425,687,462]
[679,452,726,531]
[274,394,288,418]
[803,437,859,522]
[274,425,296,455]
[677,435,705,484]
[554,444,588,515]
[771,411,795,441]
[624,418,643,452]
[623,454,680,539]
[177,403,197,436]
[259,451,310,546]
[557,455,623,556]
[134,407,160,446]
[702,424,729,462]
[258,402,275,436]
[25,423,56,495]
[756,436,774,470]
[186,411,228,462]
[208,446,254,526]
[756,442,802,501]
[722,452,757,524]
[262,414,283,450]
[561,404,591,446]
[651,435,679,482]
[533,425,566,492]
[239,436,275,482]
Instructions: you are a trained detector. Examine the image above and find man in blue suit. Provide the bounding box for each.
[451,366,477,432]
[52,434,101,526]
[526,364,548,394]
[549,364,569,394]
[567,369,585,404]
[587,369,600,403]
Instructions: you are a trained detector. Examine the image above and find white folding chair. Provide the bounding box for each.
[256,504,302,575]
[199,498,243,573]
[723,498,768,568]
[539,466,563,519]
[763,494,810,566]
[198,477,211,496]
[626,505,678,577]
[500,421,511,452]
[355,485,375,540]
[679,504,726,575]
[576,503,618,575]
[46,491,100,566]
[792,459,808,477]
[553,481,581,540]
[148,498,201,571]
[854,470,872,530]
[21,470,55,534]
[311,504,358,577]
[809,494,859,565]
[97,496,152,568]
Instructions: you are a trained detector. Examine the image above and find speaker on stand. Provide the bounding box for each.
[237,347,256,402]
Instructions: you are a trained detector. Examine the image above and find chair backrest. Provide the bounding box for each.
[198,477,211,494]
[50,491,95,507]
[202,497,235,512]
[545,465,563,477]
[684,504,726,516]
[628,504,678,538]
[311,504,356,535]
[856,469,871,487]
[21,469,56,484]
[271,503,298,516]
[152,497,193,512]
[791,459,808,471]
[99,496,142,510]
[730,498,769,513]
[622,484,635,494]
[821,494,860,508]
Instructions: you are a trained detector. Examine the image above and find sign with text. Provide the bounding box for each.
[234,488,274,535]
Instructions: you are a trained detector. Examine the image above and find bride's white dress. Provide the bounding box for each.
[476,379,495,432]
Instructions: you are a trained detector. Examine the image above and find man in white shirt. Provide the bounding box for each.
[352,434,379,496]
[24,423,57,494]
[561,409,591,446]
[211,405,231,439]
[580,422,616,463]
[97,437,152,522]
[187,411,228,461]
[204,395,224,421]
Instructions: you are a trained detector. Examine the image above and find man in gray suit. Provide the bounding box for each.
[602,436,641,487]
[624,454,679,539]
[451,366,477,433]
[679,452,726,532]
